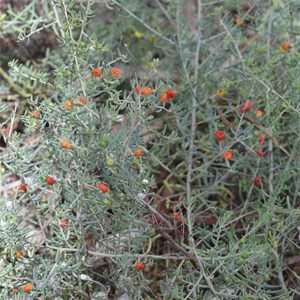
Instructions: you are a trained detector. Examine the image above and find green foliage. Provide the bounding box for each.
[0,0,299,299]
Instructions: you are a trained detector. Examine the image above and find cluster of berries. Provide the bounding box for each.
[214,99,265,187]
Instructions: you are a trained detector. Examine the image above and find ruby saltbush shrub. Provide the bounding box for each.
[0,0,300,299]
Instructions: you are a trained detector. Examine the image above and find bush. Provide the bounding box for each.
[0,0,299,299]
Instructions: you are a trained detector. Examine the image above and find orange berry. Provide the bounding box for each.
[160,93,167,103]
[142,87,152,95]
[61,141,72,149]
[255,109,263,117]
[15,250,24,259]
[135,261,145,271]
[60,219,68,229]
[23,283,33,293]
[111,67,120,78]
[65,100,72,110]
[91,67,102,77]
[235,17,244,26]
[30,111,39,118]
[78,97,87,106]
[280,41,289,52]
[135,85,141,95]
[134,147,142,157]
[222,151,232,161]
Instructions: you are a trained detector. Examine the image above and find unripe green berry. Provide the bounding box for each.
[106,158,114,167]
[102,199,111,206]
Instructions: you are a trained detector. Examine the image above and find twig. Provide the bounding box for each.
[0,67,30,98]
[242,114,290,157]
[50,0,65,39]
[155,227,198,267]
[266,0,275,195]
[111,0,175,46]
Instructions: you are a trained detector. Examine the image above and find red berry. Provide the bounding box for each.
[18,185,27,193]
[60,219,68,229]
[2,127,9,136]
[78,97,87,106]
[135,85,141,95]
[45,176,55,186]
[98,183,109,193]
[255,149,264,157]
[258,134,265,145]
[166,89,175,99]
[253,176,261,187]
[91,67,102,77]
[214,130,225,141]
[135,261,145,271]
[240,100,253,113]
[172,212,181,222]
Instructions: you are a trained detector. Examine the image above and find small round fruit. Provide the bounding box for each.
[111,67,120,78]
[18,185,27,193]
[91,67,102,77]
[172,212,181,222]
[166,89,175,99]
[235,17,244,26]
[61,141,72,149]
[135,85,141,95]
[60,219,68,229]
[141,179,149,186]
[102,198,111,206]
[15,250,24,259]
[135,261,145,271]
[98,183,109,193]
[78,97,87,106]
[222,151,232,161]
[142,87,152,95]
[45,176,55,186]
[23,283,33,293]
[160,93,167,103]
[2,127,9,136]
[214,130,225,141]
[255,149,264,157]
[65,100,72,110]
[30,111,40,118]
[253,176,261,187]
[134,148,142,158]
[106,158,114,167]
[280,41,289,52]
[216,88,225,97]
